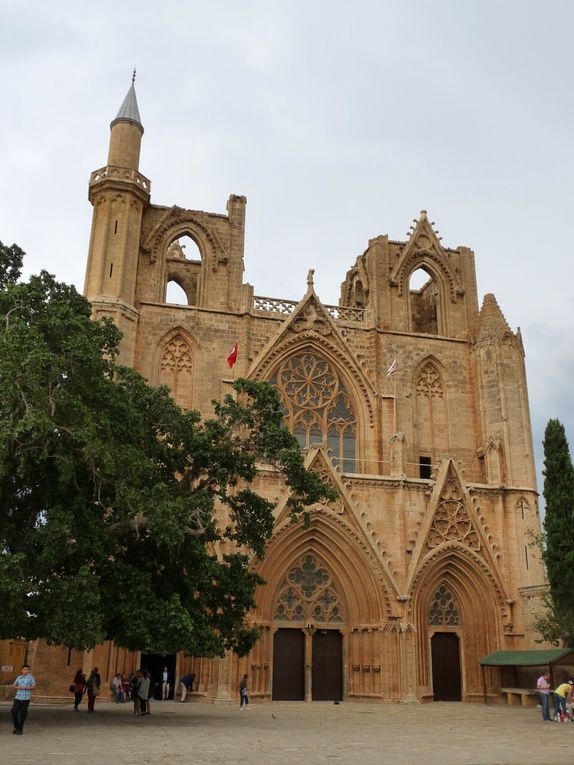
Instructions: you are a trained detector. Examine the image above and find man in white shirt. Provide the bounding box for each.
[536,672,552,721]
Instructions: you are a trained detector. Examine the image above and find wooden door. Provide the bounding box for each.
[431,632,461,701]
[272,629,305,700]
[312,630,343,701]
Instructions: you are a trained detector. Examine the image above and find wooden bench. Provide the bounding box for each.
[501,687,539,707]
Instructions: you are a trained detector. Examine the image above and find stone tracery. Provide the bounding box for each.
[273,554,344,623]
[427,479,480,550]
[158,333,193,406]
[273,352,357,471]
[416,362,444,398]
[428,583,461,626]
[160,334,193,374]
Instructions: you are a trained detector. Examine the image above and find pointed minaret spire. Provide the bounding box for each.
[111,73,143,132]
[107,73,144,170]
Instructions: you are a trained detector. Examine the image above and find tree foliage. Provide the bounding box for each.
[536,419,574,645]
[0,241,336,655]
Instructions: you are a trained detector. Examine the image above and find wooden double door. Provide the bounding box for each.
[272,628,343,701]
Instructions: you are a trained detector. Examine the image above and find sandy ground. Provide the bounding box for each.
[1,698,573,765]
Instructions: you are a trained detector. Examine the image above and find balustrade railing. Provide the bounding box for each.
[253,295,365,323]
[89,166,151,193]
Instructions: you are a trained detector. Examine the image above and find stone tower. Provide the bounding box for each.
[84,77,150,365]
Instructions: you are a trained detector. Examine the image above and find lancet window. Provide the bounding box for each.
[272,352,357,472]
[273,554,343,623]
[416,362,444,398]
[429,583,461,626]
[158,333,193,408]
[409,267,440,335]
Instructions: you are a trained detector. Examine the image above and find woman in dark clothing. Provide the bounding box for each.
[86,667,101,712]
[72,669,86,711]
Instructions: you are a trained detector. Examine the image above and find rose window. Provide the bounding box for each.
[272,352,356,472]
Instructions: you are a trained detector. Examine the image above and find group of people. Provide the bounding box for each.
[9,662,247,736]
[70,667,172,714]
[537,673,574,721]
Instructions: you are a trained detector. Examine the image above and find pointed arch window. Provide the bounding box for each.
[158,333,193,408]
[429,583,461,626]
[409,267,440,335]
[272,352,357,472]
[164,235,202,306]
[273,554,344,623]
[416,362,444,398]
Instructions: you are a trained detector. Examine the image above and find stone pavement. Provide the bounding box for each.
[1,699,573,765]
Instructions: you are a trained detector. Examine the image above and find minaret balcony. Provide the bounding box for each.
[89,165,151,195]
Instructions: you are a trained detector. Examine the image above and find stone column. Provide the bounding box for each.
[213,650,234,704]
[399,623,419,703]
[304,624,315,702]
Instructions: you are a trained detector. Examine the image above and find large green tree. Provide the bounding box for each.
[538,419,574,645]
[0,241,335,656]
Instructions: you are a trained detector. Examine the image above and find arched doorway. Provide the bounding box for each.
[431,632,461,701]
[271,553,344,701]
[412,547,503,702]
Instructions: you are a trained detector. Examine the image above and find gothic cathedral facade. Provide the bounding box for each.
[70,82,545,703]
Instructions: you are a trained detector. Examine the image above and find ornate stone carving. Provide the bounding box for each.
[160,335,192,374]
[273,554,344,623]
[427,479,480,550]
[429,583,461,626]
[291,302,332,336]
[416,363,444,399]
[273,352,356,471]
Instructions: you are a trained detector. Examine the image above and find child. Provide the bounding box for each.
[239,674,250,710]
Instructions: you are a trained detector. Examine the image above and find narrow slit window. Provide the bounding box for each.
[114,220,118,234]
[109,263,113,278]
[419,456,432,479]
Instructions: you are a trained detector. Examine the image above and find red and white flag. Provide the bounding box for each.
[227,342,238,368]
[386,358,397,378]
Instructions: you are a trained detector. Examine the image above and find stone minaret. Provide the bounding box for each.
[84,75,150,364]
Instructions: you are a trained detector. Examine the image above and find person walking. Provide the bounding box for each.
[137,670,150,715]
[239,674,250,710]
[179,672,196,702]
[86,667,101,713]
[537,672,552,721]
[72,669,86,711]
[11,663,36,735]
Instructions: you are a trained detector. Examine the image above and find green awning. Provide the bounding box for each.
[480,649,574,667]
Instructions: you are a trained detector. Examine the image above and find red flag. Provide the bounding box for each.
[227,342,238,368]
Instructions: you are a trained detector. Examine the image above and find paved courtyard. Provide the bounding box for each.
[1,699,573,765]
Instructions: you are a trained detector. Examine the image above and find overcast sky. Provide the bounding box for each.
[1,0,573,498]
